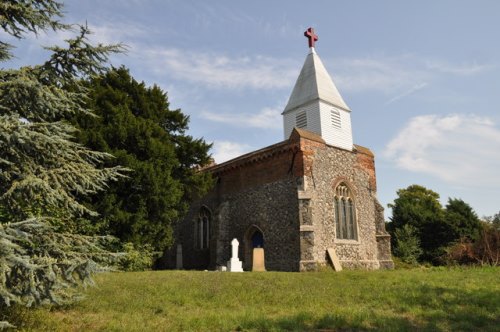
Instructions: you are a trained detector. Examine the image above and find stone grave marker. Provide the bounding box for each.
[252,248,266,271]
[176,244,183,269]
[327,248,343,271]
[227,238,243,272]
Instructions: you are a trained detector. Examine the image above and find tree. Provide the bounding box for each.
[388,185,487,264]
[1,1,125,327]
[388,185,447,262]
[393,224,422,265]
[72,67,213,251]
[483,211,500,230]
[444,198,482,242]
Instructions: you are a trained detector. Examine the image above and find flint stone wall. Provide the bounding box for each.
[174,179,300,271]
[299,142,382,270]
[166,129,393,271]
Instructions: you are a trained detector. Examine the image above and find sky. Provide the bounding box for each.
[4,0,500,218]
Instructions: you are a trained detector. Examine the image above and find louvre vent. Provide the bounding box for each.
[331,109,341,128]
[296,111,307,128]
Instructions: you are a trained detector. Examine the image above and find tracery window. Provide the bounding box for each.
[196,207,210,249]
[334,183,357,240]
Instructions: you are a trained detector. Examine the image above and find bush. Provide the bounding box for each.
[445,223,499,266]
[118,243,155,271]
[393,224,422,265]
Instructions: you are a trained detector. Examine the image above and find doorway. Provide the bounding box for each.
[244,225,264,270]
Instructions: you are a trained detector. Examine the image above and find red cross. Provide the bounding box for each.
[304,27,318,48]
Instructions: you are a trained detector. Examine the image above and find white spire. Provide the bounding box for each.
[283,50,350,114]
[282,28,353,150]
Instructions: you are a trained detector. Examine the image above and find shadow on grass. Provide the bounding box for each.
[236,311,420,332]
[236,284,499,332]
[394,284,500,331]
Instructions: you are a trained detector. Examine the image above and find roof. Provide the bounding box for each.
[205,140,292,174]
[203,129,324,174]
[354,144,374,157]
[290,127,326,144]
[283,48,350,114]
[202,129,373,176]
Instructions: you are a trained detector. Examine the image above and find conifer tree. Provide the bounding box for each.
[73,67,213,251]
[444,198,482,242]
[0,1,125,327]
[388,185,484,263]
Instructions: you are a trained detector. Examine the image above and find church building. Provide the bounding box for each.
[167,28,393,271]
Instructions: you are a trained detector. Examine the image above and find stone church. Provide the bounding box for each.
[166,28,393,271]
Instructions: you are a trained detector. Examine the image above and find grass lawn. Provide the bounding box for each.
[12,266,500,331]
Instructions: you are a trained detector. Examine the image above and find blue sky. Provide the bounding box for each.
[4,0,500,218]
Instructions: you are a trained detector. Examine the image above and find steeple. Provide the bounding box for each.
[283,28,353,151]
[283,48,350,113]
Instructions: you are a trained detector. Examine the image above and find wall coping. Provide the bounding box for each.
[204,128,374,175]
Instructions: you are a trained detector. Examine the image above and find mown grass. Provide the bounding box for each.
[11,266,500,331]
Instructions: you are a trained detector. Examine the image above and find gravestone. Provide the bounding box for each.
[327,248,342,271]
[227,238,243,272]
[252,248,266,272]
[176,244,183,269]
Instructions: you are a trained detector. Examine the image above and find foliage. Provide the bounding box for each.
[72,67,213,250]
[445,222,499,266]
[388,185,486,264]
[388,185,447,262]
[13,268,500,331]
[493,212,500,227]
[0,0,125,327]
[483,211,500,229]
[117,243,156,272]
[0,219,112,305]
[393,224,422,265]
[0,0,67,61]
[444,198,482,242]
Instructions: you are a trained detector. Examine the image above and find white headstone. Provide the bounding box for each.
[231,238,239,258]
[227,238,243,272]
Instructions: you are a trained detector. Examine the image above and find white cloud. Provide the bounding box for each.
[330,55,495,103]
[201,106,282,129]
[212,141,253,164]
[424,60,494,76]
[141,48,298,90]
[85,22,147,45]
[385,82,428,105]
[385,114,500,187]
[332,55,429,93]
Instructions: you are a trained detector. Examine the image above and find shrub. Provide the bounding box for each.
[118,243,155,271]
[445,223,499,266]
[393,224,422,265]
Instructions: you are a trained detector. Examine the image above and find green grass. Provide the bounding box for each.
[12,266,500,331]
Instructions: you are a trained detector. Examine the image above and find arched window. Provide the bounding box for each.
[334,184,357,240]
[196,207,210,249]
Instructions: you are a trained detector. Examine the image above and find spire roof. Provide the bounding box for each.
[283,48,350,113]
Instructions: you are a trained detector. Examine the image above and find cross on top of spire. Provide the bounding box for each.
[304,27,318,48]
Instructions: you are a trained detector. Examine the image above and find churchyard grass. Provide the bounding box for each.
[11,266,500,331]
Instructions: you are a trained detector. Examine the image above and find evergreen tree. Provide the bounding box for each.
[73,67,213,251]
[388,185,447,262]
[0,1,125,327]
[393,224,422,265]
[444,198,482,242]
[388,185,485,263]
